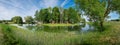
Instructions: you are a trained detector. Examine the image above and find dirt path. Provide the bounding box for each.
[0,27,4,45]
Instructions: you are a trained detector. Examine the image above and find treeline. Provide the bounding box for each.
[0,7,86,24]
[34,7,83,24]
[0,20,11,24]
[11,16,35,24]
[111,19,120,21]
[0,16,34,24]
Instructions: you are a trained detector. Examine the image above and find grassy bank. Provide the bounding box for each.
[0,26,4,45]
[0,24,18,45]
[42,23,80,26]
[0,22,120,45]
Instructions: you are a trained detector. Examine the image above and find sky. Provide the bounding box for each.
[0,0,119,20]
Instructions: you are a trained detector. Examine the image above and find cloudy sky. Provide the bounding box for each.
[0,0,119,20]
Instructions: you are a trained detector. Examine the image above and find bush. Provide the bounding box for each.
[0,24,18,45]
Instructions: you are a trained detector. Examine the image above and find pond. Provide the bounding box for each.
[11,23,94,33]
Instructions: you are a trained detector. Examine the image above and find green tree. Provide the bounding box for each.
[59,7,64,23]
[75,0,120,31]
[34,10,40,22]
[24,16,34,24]
[35,8,52,23]
[47,7,53,23]
[11,16,23,24]
[39,9,45,23]
[45,8,52,23]
[52,7,60,23]
[34,7,81,24]
[67,7,80,23]
[63,9,69,23]
[42,8,51,23]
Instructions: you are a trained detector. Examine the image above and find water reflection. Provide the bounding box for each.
[23,23,88,32]
[11,23,95,33]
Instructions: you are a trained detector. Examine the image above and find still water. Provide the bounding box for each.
[11,23,94,33]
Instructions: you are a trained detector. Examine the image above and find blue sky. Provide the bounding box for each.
[0,0,119,20]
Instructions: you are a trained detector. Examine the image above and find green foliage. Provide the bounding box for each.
[35,8,52,23]
[68,7,81,23]
[52,7,60,23]
[34,7,81,24]
[111,0,120,14]
[11,16,23,24]
[63,9,69,23]
[34,10,40,21]
[0,24,18,45]
[75,0,120,31]
[24,16,34,24]
[1,22,120,45]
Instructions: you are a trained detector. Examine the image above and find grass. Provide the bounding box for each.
[42,23,79,26]
[0,21,120,45]
[10,27,80,45]
[0,24,18,45]
[0,26,4,45]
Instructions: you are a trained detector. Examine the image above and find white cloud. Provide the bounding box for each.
[0,0,39,20]
[39,0,59,8]
[0,0,60,20]
[0,5,20,20]
[61,0,69,7]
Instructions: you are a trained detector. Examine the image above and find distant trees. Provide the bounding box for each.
[75,0,120,31]
[11,16,23,24]
[0,20,11,24]
[34,10,40,22]
[24,16,34,24]
[10,7,84,24]
[34,8,51,23]
[68,7,81,23]
[111,19,120,21]
[34,7,82,24]
[52,7,60,23]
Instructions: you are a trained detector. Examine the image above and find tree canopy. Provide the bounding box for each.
[75,0,120,31]
[11,16,23,24]
[34,7,82,24]
[24,16,34,24]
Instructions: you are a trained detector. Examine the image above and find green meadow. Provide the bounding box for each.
[0,22,120,45]
[0,0,120,45]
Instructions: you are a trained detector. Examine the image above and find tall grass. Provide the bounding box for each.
[0,24,18,45]
[11,28,81,45]
[42,23,79,26]
[0,22,120,45]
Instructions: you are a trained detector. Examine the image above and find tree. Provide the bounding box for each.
[24,16,34,24]
[63,9,69,23]
[59,7,64,23]
[34,7,82,24]
[39,9,45,23]
[44,8,52,23]
[75,0,120,31]
[52,7,60,23]
[47,7,53,23]
[35,8,52,23]
[67,7,81,23]
[11,16,23,24]
[34,10,40,22]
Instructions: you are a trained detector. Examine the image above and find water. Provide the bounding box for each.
[11,23,94,33]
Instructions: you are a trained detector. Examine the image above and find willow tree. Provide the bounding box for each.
[52,7,60,23]
[34,10,40,22]
[67,7,81,23]
[75,0,120,31]
[35,9,51,23]
[63,9,69,23]
[24,16,34,24]
[11,16,23,24]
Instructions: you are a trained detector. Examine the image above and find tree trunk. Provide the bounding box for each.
[100,21,104,31]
